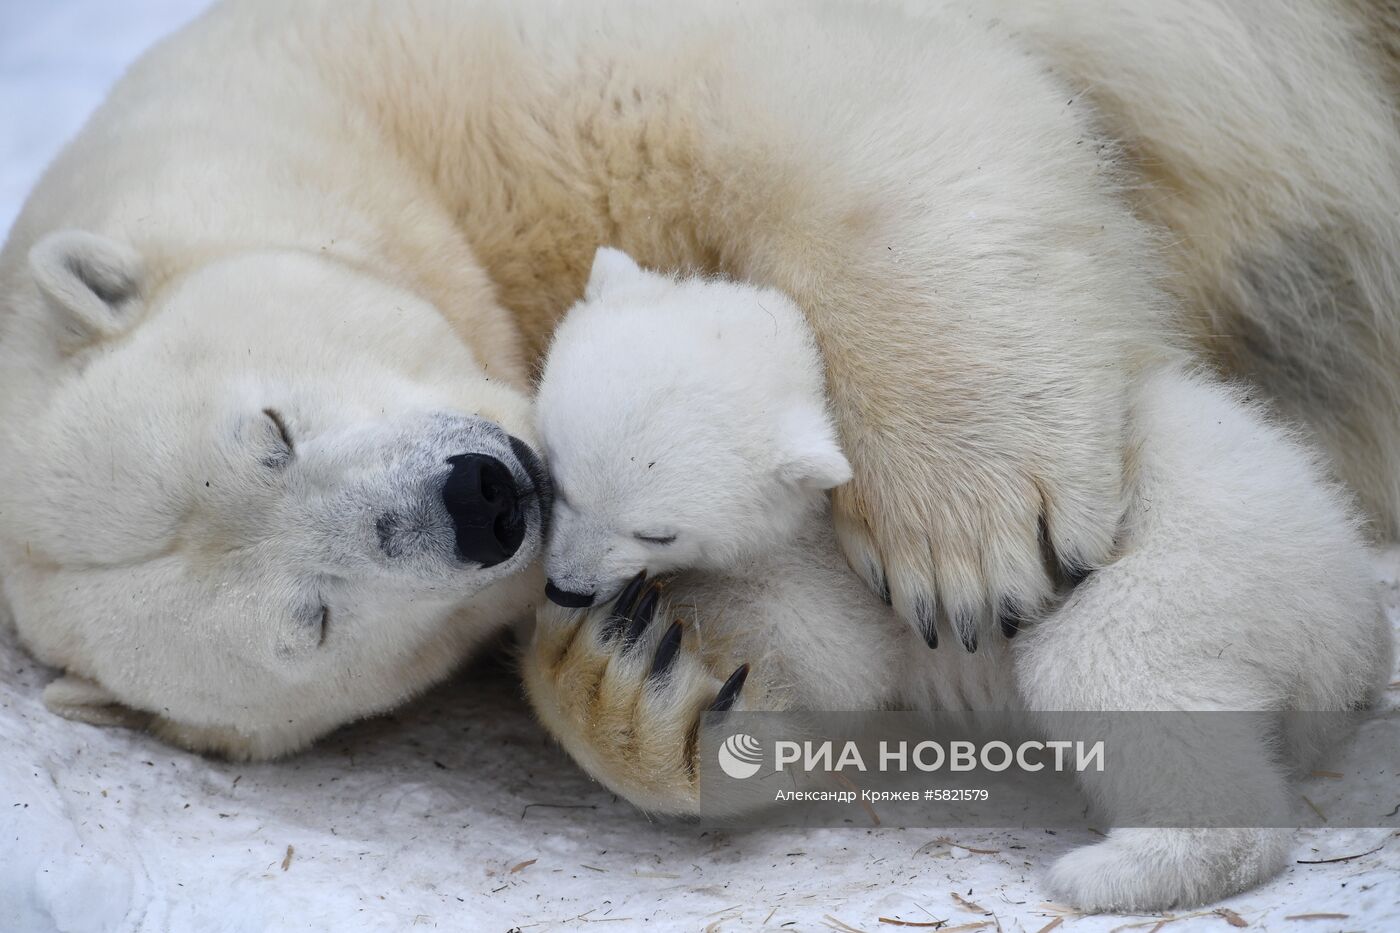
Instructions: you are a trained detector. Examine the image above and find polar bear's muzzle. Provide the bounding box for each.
[365,415,550,580]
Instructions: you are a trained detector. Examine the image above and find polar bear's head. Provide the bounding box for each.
[0,231,550,758]
[536,249,850,608]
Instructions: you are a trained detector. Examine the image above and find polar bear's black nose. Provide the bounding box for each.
[443,453,523,568]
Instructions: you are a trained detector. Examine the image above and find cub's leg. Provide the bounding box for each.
[1014,368,1387,911]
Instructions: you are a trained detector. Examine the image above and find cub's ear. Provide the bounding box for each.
[28,230,145,350]
[43,673,151,730]
[585,246,645,301]
[776,405,853,490]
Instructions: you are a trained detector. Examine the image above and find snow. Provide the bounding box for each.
[4,612,1399,933]
[1,3,1398,930]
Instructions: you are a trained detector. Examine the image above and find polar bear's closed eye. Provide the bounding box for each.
[536,248,850,609]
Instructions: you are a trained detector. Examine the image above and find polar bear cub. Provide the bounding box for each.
[536,248,851,609]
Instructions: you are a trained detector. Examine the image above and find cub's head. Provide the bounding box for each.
[0,231,550,757]
[535,249,849,609]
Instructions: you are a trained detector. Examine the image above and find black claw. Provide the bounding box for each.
[952,607,978,653]
[614,570,648,615]
[601,570,648,640]
[1037,512,1060,578]
[1060,561,1093,588]
[869,562,892,606]
[621,582,663,650]
[649,620,684,680]
[914,597,938,649]
[998,598,1030,639]
[1040,511,1096,591]
[708,664,750,713]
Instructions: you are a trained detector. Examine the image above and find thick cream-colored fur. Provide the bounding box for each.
[0,0,1394,847]
[974,0,1400,540]
[4,0,1181,677]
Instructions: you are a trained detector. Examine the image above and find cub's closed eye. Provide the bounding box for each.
[263,408,294,452]
[634,532,677,545]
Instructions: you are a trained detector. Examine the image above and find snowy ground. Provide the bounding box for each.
[2,3,1398,931]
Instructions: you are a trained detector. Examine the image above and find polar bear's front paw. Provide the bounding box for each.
[521,572,754,815]
[832,449,1120,651]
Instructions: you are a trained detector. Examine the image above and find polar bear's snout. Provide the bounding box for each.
[443,452,523,567]
[369,418,551,578]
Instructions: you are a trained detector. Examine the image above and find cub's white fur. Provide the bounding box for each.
[537,249,849,605]
[525,265,1392,910]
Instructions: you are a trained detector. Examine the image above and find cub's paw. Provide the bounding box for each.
[1044,828,1289,912]
[833,445,1120,651]
[521,572,757,815]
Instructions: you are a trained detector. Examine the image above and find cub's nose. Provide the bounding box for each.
[442,453,522,567]
[545,580,596,608]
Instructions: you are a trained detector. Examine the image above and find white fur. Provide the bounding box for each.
[0,235,546,758]
[526,268,1391,910]
[0,3,1396,908]
[537,249,849,603]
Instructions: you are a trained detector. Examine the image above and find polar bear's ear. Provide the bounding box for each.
[585,247,645,301]
[28,230,145,350]
[776,405,853,490]
[43,673,150,730]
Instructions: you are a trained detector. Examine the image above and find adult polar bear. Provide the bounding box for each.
[0,0,1397,902]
